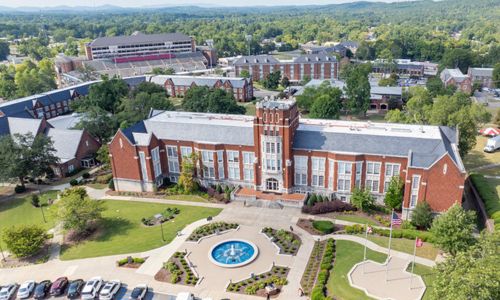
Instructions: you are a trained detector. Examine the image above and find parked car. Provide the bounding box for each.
[176,292,194,300]
[33,281,51,299]
[0,284,18,300]
[129,284,148,300]
[484,135,500,153]
[17,280,36,299]
[67,279,85,299]
[50,277,69,296]
[98,280,121,300]
[81,277,103,300]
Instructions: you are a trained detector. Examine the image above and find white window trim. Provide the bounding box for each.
[311,157,325,187]
[337,161,352,192]
[410,175,421,208]
[294,155,308,186]
[139,151,148,181]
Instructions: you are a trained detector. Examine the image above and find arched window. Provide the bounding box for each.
[266,178,279,191]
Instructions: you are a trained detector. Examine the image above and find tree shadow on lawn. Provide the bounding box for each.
[92,216,135,242]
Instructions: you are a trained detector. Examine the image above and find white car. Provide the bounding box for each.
[81,277,103,300]
[129,284,148,300]
[99,280,121,300]
[0,284,18,300]
[16,281,35,299]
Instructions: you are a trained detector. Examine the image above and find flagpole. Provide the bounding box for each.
[386,209,394,282]
[410,237,417,290]
[363,223,368,274]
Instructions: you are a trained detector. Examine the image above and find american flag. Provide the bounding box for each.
[391,211,402,225]
[367,226,373,234]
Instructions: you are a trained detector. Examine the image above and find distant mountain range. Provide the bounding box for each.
[0,1,411,13]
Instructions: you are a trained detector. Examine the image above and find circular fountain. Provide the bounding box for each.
[209,239,259,268]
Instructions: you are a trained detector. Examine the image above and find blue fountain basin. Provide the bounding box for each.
[209,239,259,268]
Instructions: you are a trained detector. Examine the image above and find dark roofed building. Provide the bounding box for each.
[109,99,466,219]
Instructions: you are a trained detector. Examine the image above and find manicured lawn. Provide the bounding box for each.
[407,262,436,300]
[0,191,59,248]
[356,234,439,260]
[164,194,209,203]
[312,220,335,234]
[238,102,256,116]
[60,200,221,260]
[476,166,500,176]
[327,240,386,300]
[470,174,500,230]
[463,135,500,170]
[334,214,380,226]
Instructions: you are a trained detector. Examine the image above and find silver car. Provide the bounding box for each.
[98,280,121,300]
[17,281,35,299]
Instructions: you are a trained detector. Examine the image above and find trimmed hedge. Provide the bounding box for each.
[344,224,434,242]
[312,220,335,234]
[310,239,336,300]
[470,174,500,230]
[302,200,356,215]
[117,257,146,266]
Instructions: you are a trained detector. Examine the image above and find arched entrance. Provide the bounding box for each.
[266,178,279,191]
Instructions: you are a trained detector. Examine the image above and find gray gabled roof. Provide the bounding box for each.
[7,117,43,136]
[89,32,192,48]
[233,55,279,65]
[46,128,84,163]
[149,75,248,89]
[293,53,337,63]
[468,67,493,77]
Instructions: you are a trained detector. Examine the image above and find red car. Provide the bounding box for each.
[49,277,68,296]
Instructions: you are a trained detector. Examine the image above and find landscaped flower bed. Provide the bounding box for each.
[300,240,327,295]
[155,251,198,286]
[116,256,146,268]
[310,239,336,299]
[297,218,343,236]
[262,227,301,255]
[226,266,289,296]
[187,222,238,242]
[141,207,180,226]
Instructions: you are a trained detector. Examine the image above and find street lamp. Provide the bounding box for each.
[155,214,165,241]
[40,203,47,223]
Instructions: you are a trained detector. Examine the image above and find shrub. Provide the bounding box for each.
[313,220,335,234]
[470,174,500,227]
[14,185,26,194]
[3,225,48,257]
[307,194,318,206]
[82,172,90,179]
[345,224,365,234]
[69,179,79,186]
[31,194,40,207]
[411,201,434,229]
[401,220,416,230]
[302,200,355,215]
[108,179,115,190]
[96,173,113,184]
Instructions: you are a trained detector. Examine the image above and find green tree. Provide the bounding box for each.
[56,189,105,234]
[182,86,245,114]
[75,106,117,144]
[344,64,371,116]
[383,176,404,210]
[309,88,342,119]
[178,152,199,193]
[281,76,290,88]
[493,63,500,88]
[262,71,281,90]
[0,133,58,188]
[410,201,434,229]
[432,231,500,300]
[430,204,476,256]
[2,225,48,257]
[117,91,174,127]
[96,145,110,167]
[239,69,250,79]
[441,48,474,74]
[494,109,500,127]
[350,188,374,212]
[78,75,129,114]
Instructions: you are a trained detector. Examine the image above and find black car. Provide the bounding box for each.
[66,280,84,299]
[129,285,148,300]
[33,281,51,299]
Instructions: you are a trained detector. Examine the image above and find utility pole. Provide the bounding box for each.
[245,34,252,56]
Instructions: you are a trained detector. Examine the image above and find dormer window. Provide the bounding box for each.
[443,163,448,175]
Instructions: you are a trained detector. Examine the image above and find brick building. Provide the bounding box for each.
[233,53,338,83]
[109,99,466,218]
[148,75,253,102]
[467,67,494,89]
[440,68,472,94]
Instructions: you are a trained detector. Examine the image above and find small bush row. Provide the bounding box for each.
[188,222,238,241]
[311,239,336,300]
[117,257,145,266]
[302,200,356,215]
[227,266,289,295]
[344,224,434,242]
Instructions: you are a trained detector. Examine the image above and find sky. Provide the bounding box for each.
[0,0,404,8]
